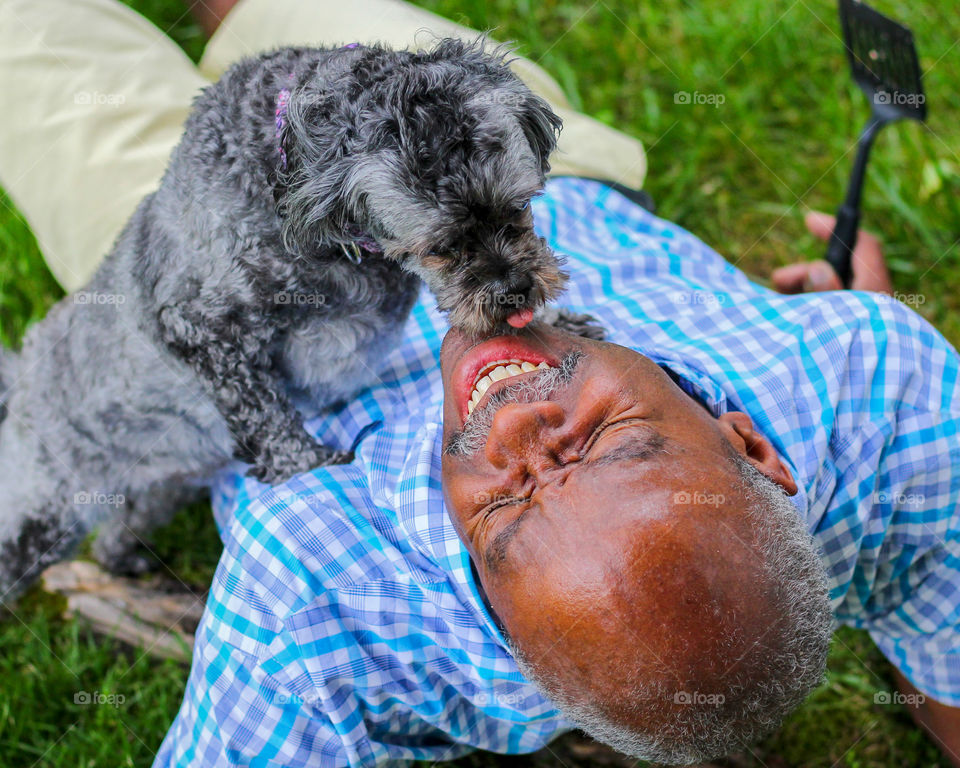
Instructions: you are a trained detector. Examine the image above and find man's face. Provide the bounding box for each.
[439,322,798,675]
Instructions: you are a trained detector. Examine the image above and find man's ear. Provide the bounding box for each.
[717,411,798,495]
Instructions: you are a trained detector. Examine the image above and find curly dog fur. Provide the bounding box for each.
[0,36,589,601]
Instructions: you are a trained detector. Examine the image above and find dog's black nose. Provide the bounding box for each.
[505,274,533,296]
[491,274,533,305]
[485,273,537,324]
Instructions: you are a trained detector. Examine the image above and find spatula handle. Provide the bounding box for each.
[825,203,859,288]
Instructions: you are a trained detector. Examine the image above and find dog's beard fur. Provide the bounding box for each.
[278,37,568,334]
[403,210,569,333]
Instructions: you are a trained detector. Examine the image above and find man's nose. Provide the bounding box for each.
[484,400,568,472]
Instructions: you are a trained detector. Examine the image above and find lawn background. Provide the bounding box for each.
[1,0,958,766]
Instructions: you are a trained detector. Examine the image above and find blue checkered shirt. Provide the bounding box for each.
[154,177,960,767]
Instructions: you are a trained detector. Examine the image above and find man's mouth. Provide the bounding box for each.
[466,358,553,415]
[451,334,557,424]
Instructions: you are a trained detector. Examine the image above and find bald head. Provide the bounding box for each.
[503,454,832,764]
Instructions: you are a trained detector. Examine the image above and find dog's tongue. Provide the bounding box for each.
[506,308,534,328]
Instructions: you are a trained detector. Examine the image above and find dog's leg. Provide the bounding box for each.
[539,306,608,340]
[92,482,206,575]
[0,419,100,604]
[159,305,348,483]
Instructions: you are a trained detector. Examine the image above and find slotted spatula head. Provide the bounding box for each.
[839,0,926,122]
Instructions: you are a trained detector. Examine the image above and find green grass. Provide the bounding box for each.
[1,0,958,765]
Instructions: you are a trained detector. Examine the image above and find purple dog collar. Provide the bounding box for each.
[274,86,292,171]
[275,43,384,257]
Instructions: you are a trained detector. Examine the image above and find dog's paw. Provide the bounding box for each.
[539,307,607,340]
[316,448,355,467]
[93,530,157,576]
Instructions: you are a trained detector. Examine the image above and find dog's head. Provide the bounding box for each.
[279,37,568,334]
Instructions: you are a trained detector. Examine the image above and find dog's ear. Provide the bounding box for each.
[276,73,359,255]
[424,36,562,177]
[515,91,562,178]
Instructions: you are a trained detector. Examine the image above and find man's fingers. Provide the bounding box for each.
[778,211,892,294]
[804,211,838,243]
[805,210,884,262]
[772,260,843,294]
[771,263,812,294]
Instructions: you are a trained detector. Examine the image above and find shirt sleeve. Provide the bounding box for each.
[810,294,960,708]
[860,407,960,707]
[152,567,349,767]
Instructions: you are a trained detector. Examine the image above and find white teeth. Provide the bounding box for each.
[466,358,554,416]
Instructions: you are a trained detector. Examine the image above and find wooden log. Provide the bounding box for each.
[41,560,205,661]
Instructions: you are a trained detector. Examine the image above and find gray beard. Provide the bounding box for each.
[444,351,583,457]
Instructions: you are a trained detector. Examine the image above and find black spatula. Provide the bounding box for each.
[826,0,926,287]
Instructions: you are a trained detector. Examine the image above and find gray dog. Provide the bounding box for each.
[0,37,588,601]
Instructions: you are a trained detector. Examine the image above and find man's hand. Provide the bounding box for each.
[772,211,894,295]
